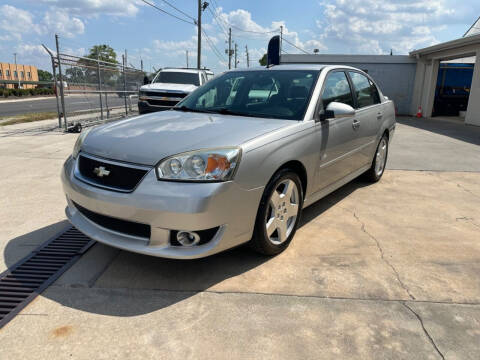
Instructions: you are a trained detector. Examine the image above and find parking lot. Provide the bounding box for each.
[1,117,480,359]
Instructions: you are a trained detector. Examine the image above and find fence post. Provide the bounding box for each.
[41,44,62,128]
[122,54,128,116]
[55,34,68,131]
[105,89,109,119]
[96,55,104,121]
[47,52,61,128]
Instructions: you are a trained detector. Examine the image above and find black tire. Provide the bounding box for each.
[250,169,304,256]
[364,133,389,182]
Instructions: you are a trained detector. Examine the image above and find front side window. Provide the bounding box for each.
[177,70,319,120]
[153,71,200,86]
[321,71,354,109]
[349,72,380,108]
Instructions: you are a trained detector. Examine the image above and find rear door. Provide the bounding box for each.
[315,71,362,191]
[347,71,383,166]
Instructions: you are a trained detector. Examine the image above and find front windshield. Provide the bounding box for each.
[176,70,319,120]
[154,71,200,86]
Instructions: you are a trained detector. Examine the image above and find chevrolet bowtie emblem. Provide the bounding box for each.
[93,166,110,178]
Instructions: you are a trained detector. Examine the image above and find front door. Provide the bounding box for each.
[315,71,362,191]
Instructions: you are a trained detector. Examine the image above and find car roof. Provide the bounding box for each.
[160,68,203,74]
[227,64,362,72]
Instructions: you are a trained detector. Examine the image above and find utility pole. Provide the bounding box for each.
[228,28,232,69]
[186,50,189,68]
[55,34,67,131]
[13,53,20,88]
[234,43,238,68]
[141,59,144,72]
[245,45,250,68]
[197,0,202,69]
[280,25,283,55]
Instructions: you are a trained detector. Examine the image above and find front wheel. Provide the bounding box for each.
[364,134,389,182]
[250,170,303,256]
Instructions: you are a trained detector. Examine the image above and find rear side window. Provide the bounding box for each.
[321,71,354,109]
[348,72,381,108]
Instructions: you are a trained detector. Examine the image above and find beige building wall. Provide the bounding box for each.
[0,62,39,89]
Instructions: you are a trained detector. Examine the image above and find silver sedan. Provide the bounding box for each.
[62,64,395,259]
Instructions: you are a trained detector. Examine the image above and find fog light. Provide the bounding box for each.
[176,231,200,246]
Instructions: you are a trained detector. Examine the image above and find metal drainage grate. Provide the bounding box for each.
[0,226,95,329]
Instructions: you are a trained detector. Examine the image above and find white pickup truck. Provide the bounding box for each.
[138,68,214,114]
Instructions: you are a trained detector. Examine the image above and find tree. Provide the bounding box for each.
[76,45,119,87]
[259,54,267,66]
[85,45,118,64]
[38,69,53,82]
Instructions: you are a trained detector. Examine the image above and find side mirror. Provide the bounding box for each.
[319,101,355,121]
[143,76,150,85]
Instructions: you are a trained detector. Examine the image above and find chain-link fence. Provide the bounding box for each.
[45,42,145,132]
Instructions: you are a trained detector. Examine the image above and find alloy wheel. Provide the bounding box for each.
[265,179,300,245]
[375,138,388,176]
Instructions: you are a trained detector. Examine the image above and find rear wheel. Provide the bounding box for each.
[250,170,303,255]
[364,134,388,182]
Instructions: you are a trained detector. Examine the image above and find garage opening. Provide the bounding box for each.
[432,56,476,122]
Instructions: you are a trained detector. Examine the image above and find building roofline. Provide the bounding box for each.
[409,33,480,57]
[464,15,480,37]
[280,54,416,64]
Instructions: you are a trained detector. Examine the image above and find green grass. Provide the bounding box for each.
[0,112,58,126]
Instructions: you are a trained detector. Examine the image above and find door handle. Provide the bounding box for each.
[377,112,383,120]
[352,119,360,130]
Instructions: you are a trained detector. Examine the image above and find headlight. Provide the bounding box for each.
[156,148,241,182]
[72,127,93,159]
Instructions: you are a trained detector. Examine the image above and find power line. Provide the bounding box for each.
[202,29,227,62]
[282,37,309,54]
[158,0,196,21]
[207,0,279,35]
[140,0,195,25]
[230,25,279,34]
[206,6,229,37]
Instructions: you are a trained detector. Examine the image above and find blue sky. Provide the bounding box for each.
[0,0,479,73]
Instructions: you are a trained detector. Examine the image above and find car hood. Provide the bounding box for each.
[140,83,197,93]
[81,111,292,166]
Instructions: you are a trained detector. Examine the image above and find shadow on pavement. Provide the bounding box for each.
[397,116,480,145]
[3,178,370,316]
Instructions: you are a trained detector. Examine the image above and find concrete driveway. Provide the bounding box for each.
[0,117,479,359]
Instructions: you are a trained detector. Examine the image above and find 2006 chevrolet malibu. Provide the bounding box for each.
[62,64,395,259]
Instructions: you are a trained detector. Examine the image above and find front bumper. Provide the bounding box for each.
[61,155,264,259]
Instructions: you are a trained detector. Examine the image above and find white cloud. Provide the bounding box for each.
[317,0,455,54]
[30,0,144,17]
[212,8,326,54]
[0,5,40,40]
[42,10,85,38]
[153,36,198,57]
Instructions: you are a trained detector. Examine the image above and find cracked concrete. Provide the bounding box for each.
[352,212,416,300]
[403,303,445,360]
[1,118,480,359]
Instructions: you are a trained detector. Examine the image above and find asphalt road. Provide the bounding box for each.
[0,94,131,117]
